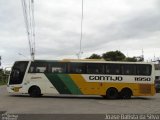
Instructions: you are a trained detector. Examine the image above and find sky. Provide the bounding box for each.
[0,0,160,67]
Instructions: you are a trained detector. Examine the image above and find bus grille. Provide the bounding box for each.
[139,84,151,94]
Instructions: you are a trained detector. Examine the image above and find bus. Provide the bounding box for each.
[7,59,156,99]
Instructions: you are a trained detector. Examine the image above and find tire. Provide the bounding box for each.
[119,89,132,99]
[106,88,118,99]
[29,86,41,97]
[101,95,107,99]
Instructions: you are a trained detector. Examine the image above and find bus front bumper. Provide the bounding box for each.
[7,85,27,94]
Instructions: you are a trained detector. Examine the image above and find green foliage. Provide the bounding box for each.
[0,69,8,85]
[87,50,144,62]
[0,80,7,85]
[87,53,101,59]
[102,50,126,61]
[125,56,144,62]
[125,57,137,62]
[137,57,144,62]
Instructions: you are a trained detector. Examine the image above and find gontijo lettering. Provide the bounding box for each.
[89,76,123,81]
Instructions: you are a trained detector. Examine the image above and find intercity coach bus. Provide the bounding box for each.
[7,59,156,99]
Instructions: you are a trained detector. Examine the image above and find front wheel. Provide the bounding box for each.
[29,86,41,97]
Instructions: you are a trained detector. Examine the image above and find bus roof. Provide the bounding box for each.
[15,59,153,65]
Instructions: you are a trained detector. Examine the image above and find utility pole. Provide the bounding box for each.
[31,48,35,61]
[21,0,35,61]
[77,0,84,59]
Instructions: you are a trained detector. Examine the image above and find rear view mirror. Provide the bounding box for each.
[4,67,11,75]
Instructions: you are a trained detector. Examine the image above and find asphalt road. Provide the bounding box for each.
[0,85,160,114]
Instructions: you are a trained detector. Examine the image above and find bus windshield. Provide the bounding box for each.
[9,61,28,85]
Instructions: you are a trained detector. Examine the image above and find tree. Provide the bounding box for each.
[137,56,144,62]
[87,53,101,59]
[0,69,8,85]
[125,56,144,62]
[125,57,137,62]
[87,50,143,62]
[102,50,126,61]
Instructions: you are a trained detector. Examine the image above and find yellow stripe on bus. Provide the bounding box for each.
[69,74,102,95]
[69,74,155,96]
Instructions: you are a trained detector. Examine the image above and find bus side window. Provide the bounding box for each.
[29,62,48,73]
[115,69,120,74]
[28,62,36,73]
[29,66,34,73]
[50,63,66,73]
[123,64,136,75]
[87,63,104,74]
[106,64,110,74]
[136,65,151,76]
[36,67,46,73]
[146,65,151,75]
[52,67,63,73]
[69,63,86,74]
[110,64,121,75]
[75,68,83,73]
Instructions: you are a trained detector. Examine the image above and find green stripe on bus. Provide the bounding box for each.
[58,74,83,95]
[45,73,71,94]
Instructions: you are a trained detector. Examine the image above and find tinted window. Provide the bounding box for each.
[29,62,48,73]
[49,62,66,73]
[136,64,151,76]
[29,62,67,73]
[122,64,136,75]
[106,64,111,74]
[87,63,104,74]
[69,63,86,74]
[106,64,121,75]
[105,64,151,76]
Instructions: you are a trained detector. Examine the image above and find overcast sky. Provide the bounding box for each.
[0,0,160,67]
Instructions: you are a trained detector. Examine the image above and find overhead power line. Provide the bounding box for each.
[21,0,35,60]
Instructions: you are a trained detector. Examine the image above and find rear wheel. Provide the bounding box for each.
[101,95,107,99]
[106,88,118,99]
[29,86,41,97]
[119,88,132,99]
